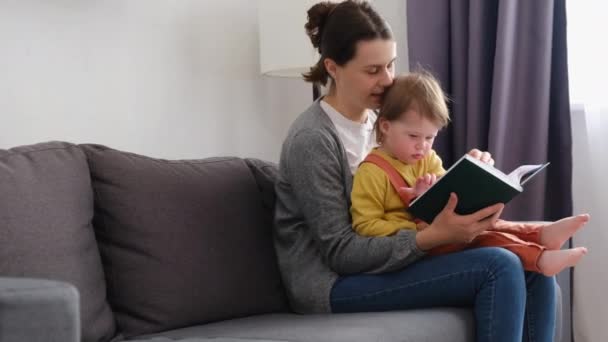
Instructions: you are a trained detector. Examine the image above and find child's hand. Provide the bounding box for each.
[413,173,437,197]
[397,187,417,200]
[397,174,438,199]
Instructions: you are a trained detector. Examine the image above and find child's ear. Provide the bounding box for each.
[379,118,391,136]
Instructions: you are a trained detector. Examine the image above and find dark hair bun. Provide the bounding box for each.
[305,2,338,51]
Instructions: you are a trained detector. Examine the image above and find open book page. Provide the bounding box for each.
[507,162,550,186]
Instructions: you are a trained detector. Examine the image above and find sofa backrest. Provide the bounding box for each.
[80,144,289,338]
[0,142,116,342]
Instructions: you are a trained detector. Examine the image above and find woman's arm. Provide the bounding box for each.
[286,129,425,275]
[410,150,504,249]
[415,193,505,250]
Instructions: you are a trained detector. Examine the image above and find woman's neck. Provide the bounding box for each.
[323,93,368,124]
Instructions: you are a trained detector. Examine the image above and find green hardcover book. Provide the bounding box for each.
[408,154,550,223]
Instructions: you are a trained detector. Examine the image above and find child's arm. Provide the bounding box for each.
[351,164,417,237]
[408,150,446,197]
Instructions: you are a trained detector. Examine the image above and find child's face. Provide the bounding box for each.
[379,109,440,164]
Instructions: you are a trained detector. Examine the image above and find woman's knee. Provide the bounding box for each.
[481,247,526,280]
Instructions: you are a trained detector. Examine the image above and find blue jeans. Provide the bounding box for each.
[330,247,556,342]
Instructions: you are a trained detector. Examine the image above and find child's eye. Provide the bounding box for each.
[409,134,418,138]
[367,68,379,74]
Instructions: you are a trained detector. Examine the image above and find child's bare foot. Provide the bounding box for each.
[540,214,590,250]
[537,247,588,276]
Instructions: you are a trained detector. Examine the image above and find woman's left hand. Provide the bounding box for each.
[416,221,430,231]
[468,149,494,166]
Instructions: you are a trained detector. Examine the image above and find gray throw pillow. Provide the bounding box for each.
[0,141,117,342]
[81,144,288,338]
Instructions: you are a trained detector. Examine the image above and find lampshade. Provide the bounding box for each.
[257,0,321,78]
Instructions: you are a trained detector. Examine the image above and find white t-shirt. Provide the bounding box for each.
[320,100,378,174]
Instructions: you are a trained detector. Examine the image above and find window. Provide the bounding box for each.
[567,1,608,108]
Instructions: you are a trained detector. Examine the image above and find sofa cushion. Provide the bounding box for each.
[81,144,288,337]
[0,141,116,342]
[129,338,286,342]
[128,309,474,342]
[243,159,278,214]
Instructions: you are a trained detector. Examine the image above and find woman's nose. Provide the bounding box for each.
[378,68,393,86]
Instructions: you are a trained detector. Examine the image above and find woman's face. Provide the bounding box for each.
[328,39,396,111]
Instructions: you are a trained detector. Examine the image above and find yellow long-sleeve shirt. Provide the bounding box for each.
[351,148,446,237]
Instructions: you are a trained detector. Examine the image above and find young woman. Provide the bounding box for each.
[273,1,557,341]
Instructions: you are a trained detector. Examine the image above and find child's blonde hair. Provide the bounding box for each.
[376,71,450,143]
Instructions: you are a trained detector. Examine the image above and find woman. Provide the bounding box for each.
[273,1,556,341]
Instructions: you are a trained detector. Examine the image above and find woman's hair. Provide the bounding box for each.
[375,72,451,143]
[303,0,392,86]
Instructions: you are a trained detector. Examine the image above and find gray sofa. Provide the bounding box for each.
[0,141,562,342]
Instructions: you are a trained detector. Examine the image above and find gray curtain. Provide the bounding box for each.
[406,0,573,341]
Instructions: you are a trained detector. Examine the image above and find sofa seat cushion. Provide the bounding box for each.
[129,338,286,342]
[127,309,474,342]
[81,144,287,338]
[0,141,116,342]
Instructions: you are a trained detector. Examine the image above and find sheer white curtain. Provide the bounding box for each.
[568,2,608,341]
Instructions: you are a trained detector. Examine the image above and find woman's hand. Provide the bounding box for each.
[416,221,429,231]
[468,148,494,166]
[415,193,504,251]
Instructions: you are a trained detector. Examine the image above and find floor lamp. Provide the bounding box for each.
[258,0,321,101]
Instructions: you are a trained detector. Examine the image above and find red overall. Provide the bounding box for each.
[362,153,545,272]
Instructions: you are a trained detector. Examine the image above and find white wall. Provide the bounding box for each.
[0,0,407,161]
[571,105,608,342]
[567,2,608,339]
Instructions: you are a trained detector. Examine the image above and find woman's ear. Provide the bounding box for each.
[324,58,338,80]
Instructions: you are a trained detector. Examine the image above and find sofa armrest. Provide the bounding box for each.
[0,277,80,342]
